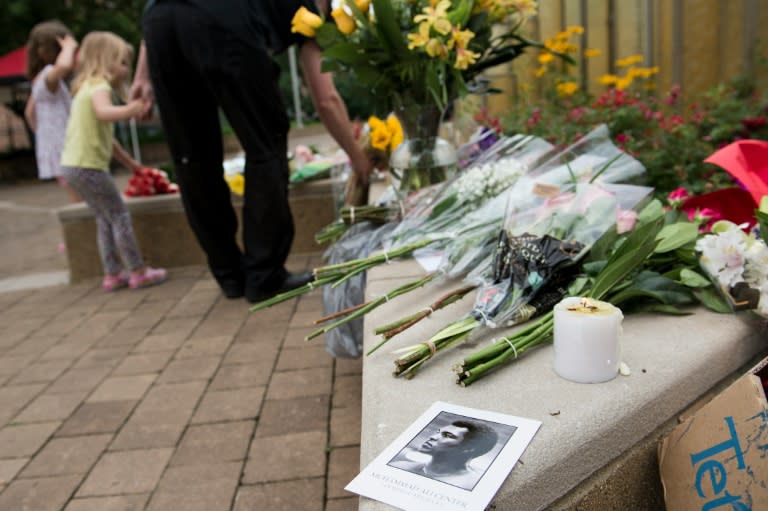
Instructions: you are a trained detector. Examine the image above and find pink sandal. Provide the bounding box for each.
[129,267,167,289]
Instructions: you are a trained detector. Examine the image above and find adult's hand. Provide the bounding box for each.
[129,42,154,119]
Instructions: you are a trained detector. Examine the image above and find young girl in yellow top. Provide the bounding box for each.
[61,32,166,291]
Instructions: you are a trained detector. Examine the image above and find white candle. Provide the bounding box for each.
[553,297,623,383]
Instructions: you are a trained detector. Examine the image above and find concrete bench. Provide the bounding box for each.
[57,177,339,282]
[359,259,768,510]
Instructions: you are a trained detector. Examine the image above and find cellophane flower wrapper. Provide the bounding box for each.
[444,128,647,284]
[385,135,555,250]
[530,124,646,186]
[470,182,654,329]
[696,220,768,318]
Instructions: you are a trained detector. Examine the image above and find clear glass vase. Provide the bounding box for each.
[389,100,457,195]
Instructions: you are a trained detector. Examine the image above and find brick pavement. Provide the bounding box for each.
[0,158,363,510]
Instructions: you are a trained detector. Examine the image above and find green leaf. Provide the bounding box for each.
[636,199,664,225]
[693,287,732,313]
[588,218,663,300]
[678,268,711,288]
[654,223,699,253]
[371,0,408,58]
[316,24,344,48]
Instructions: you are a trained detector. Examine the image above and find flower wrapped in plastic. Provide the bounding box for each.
[391,182,653,378]
[696,220,768,317]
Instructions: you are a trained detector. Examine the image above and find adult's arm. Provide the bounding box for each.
[299,39,372,185]
[44,35,78,93]
[129,42,154,119]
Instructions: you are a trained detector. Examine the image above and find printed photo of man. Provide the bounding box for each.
[388,412,516,491]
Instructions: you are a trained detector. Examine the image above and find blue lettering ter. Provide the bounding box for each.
[690,417,746,471]
[701,490,749,511]
[695,459,726,498]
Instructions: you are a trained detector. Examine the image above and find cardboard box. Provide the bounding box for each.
[658,356,768,510]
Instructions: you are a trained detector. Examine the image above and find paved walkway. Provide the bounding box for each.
[0,141,362,510]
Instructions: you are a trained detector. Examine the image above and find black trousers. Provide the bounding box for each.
[143,1,294,293]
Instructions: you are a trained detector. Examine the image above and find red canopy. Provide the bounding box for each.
[0,46,28,84]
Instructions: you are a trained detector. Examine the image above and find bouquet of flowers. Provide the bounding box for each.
[390,183,652,378]
[124,167,178,197]
[696,220,768,317]
[292,0,546,114]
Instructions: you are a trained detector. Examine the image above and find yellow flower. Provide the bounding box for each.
[332,7,356,35]
[615,76,633,90]
[616,54,643,67]
[538,52,554,64]
[566,25,584,35]
[557,81,579,97]
[583,48,601,58]
[291,7,323,37]
[386,114,403,151]
[414,0,451,26]
[426,38,448,59]
[449,27,475,50]
[599,74,617,85]
[370,126,392,151]
[455,46,480,70]
[225,173,245,196]
[433,17,452,35]
[407,22,431,49]
[368,115,385,130]
[534,66,547,78]
[353,0,370,13]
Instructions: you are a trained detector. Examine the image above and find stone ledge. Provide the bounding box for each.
[359,260,768,511]
[57,177,339,282]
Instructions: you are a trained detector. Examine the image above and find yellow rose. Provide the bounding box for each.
[225,173,245,196]
[386,114,403,151]
[291,7,323,37]
[370,127,392,151]
[354,0,371,12]
[332,7,356,35]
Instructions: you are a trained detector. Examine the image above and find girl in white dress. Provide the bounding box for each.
[24,20,80,201]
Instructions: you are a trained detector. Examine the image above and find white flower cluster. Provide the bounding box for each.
[452,158,527,204]
[696,221,768,316]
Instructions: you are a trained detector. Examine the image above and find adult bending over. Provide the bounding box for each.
[131,0,372,302]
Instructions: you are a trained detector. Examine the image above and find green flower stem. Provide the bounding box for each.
[305,273,437,341]
[371,284,478,353]
[248,275,337,312]
[392,316,479,378]
[458,311,553,369]
[315,222,349,245]
[313,238,437,280]
[457,314,554,386]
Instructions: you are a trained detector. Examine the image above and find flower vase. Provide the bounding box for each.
[389,101,457,194]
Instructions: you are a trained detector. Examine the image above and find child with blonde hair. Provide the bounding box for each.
[61,31,166,290]
[25,21,144,203]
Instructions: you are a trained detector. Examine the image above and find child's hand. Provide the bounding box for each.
[57,35,78,52]
[127,99,145,118]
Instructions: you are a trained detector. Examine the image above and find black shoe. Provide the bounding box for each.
[219,279,245,299]
[246,271,314,304]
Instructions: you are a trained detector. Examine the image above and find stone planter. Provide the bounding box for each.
[57,177,339,282]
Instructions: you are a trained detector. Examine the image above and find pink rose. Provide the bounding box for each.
[616,209,638,234]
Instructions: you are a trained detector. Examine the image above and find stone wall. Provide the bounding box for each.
[58,177,338,282]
